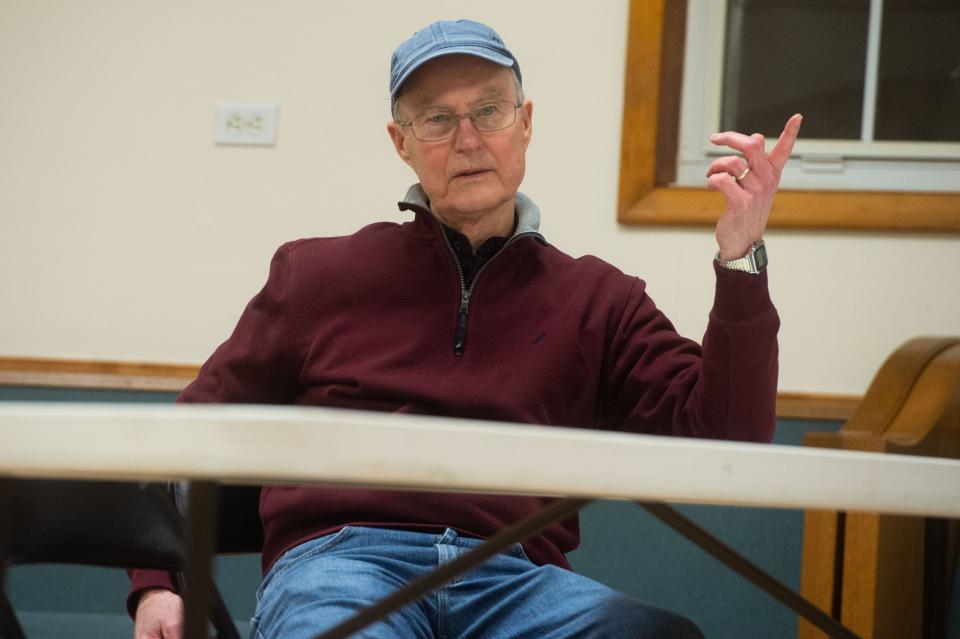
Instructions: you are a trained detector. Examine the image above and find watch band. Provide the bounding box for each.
[714,240,767,274]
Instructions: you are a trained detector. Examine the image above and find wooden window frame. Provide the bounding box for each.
[618,0,960,233]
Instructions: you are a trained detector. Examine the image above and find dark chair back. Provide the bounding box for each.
[8,480,185,568]
[1,479,263,639]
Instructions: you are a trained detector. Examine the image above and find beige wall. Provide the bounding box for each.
[2,1,958,396]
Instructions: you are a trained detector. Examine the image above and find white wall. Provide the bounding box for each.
[2,0,958,395]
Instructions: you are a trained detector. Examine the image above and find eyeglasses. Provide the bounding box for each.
[397,100,522,141]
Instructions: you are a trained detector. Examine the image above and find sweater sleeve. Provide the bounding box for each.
[127,243,297,618]
[602,263,779,443]
[175,242,299,405]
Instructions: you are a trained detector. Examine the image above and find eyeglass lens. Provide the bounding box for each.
[412,101,518,141]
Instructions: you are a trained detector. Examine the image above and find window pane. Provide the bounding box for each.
[721,0,870,139]
[875,0,960,141]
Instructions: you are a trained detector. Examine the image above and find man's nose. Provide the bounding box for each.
[452,115,482,150]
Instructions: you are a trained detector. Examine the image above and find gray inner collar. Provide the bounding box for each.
[400,183,543,240]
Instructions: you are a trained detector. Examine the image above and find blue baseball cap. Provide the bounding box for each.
[389,19,522,98]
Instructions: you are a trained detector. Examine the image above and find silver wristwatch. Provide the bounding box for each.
[714,240,768,274]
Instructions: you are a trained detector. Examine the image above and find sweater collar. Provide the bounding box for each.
[397,183,544,242]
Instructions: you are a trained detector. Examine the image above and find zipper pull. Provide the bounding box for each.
[454,291,471,357]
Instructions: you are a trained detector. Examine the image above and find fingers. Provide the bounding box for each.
[706,155,748,179]
[706,171,748,206]
[710,131,767,172]
[709,113,803,177]
[767,113,803,172]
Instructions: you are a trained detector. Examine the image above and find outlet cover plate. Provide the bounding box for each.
[215,101,278,146]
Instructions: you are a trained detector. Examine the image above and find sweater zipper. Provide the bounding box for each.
[439,227,538,358]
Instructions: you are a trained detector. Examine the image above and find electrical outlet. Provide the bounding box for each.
[215,101,278,146]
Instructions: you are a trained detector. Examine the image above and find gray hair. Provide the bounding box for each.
[391,69,524,123]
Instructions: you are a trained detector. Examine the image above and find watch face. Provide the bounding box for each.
[753,244,769,271]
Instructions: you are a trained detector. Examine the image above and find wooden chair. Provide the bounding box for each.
[798,337,960,639]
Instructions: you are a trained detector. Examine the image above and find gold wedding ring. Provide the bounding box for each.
[735,167,751,182]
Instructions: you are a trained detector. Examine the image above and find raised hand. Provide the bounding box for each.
[707,114,803,260]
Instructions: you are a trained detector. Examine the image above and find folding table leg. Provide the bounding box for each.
[182,481,220,639]
[639,502,862,639]
[923,517,949,638]
[0,478,8,582]
[0,478,26,639]
[0,590,27,639]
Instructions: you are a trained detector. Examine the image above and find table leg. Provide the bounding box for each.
[182,481,219,639]
[640,502,862,639]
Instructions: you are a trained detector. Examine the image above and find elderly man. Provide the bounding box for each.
[132,19,801,639]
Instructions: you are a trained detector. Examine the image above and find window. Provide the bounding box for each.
[678,0,960,192]
[618,0,960,231]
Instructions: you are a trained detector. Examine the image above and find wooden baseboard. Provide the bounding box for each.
[0,357,197,393]
[0,357,859,421]
[776,392,860,422]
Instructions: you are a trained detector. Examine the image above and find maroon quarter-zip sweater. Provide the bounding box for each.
[128,186,779,611]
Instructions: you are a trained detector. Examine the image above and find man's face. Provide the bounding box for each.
[387,55,533,222]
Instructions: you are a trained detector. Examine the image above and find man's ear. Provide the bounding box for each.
[520,99,533,150]
[387,121,414,167]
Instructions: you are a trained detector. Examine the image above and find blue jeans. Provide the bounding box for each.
[250,526,703,639]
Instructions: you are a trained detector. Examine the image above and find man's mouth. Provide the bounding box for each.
[453,169,490,179]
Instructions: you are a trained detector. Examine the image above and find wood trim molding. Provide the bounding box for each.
[776,392,860,422]
[618,0,960,233]
[0,357,857,421]
[0,357,197,393]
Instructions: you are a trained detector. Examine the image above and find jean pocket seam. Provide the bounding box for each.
[512,542,532,563]
[257,526,355,598]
